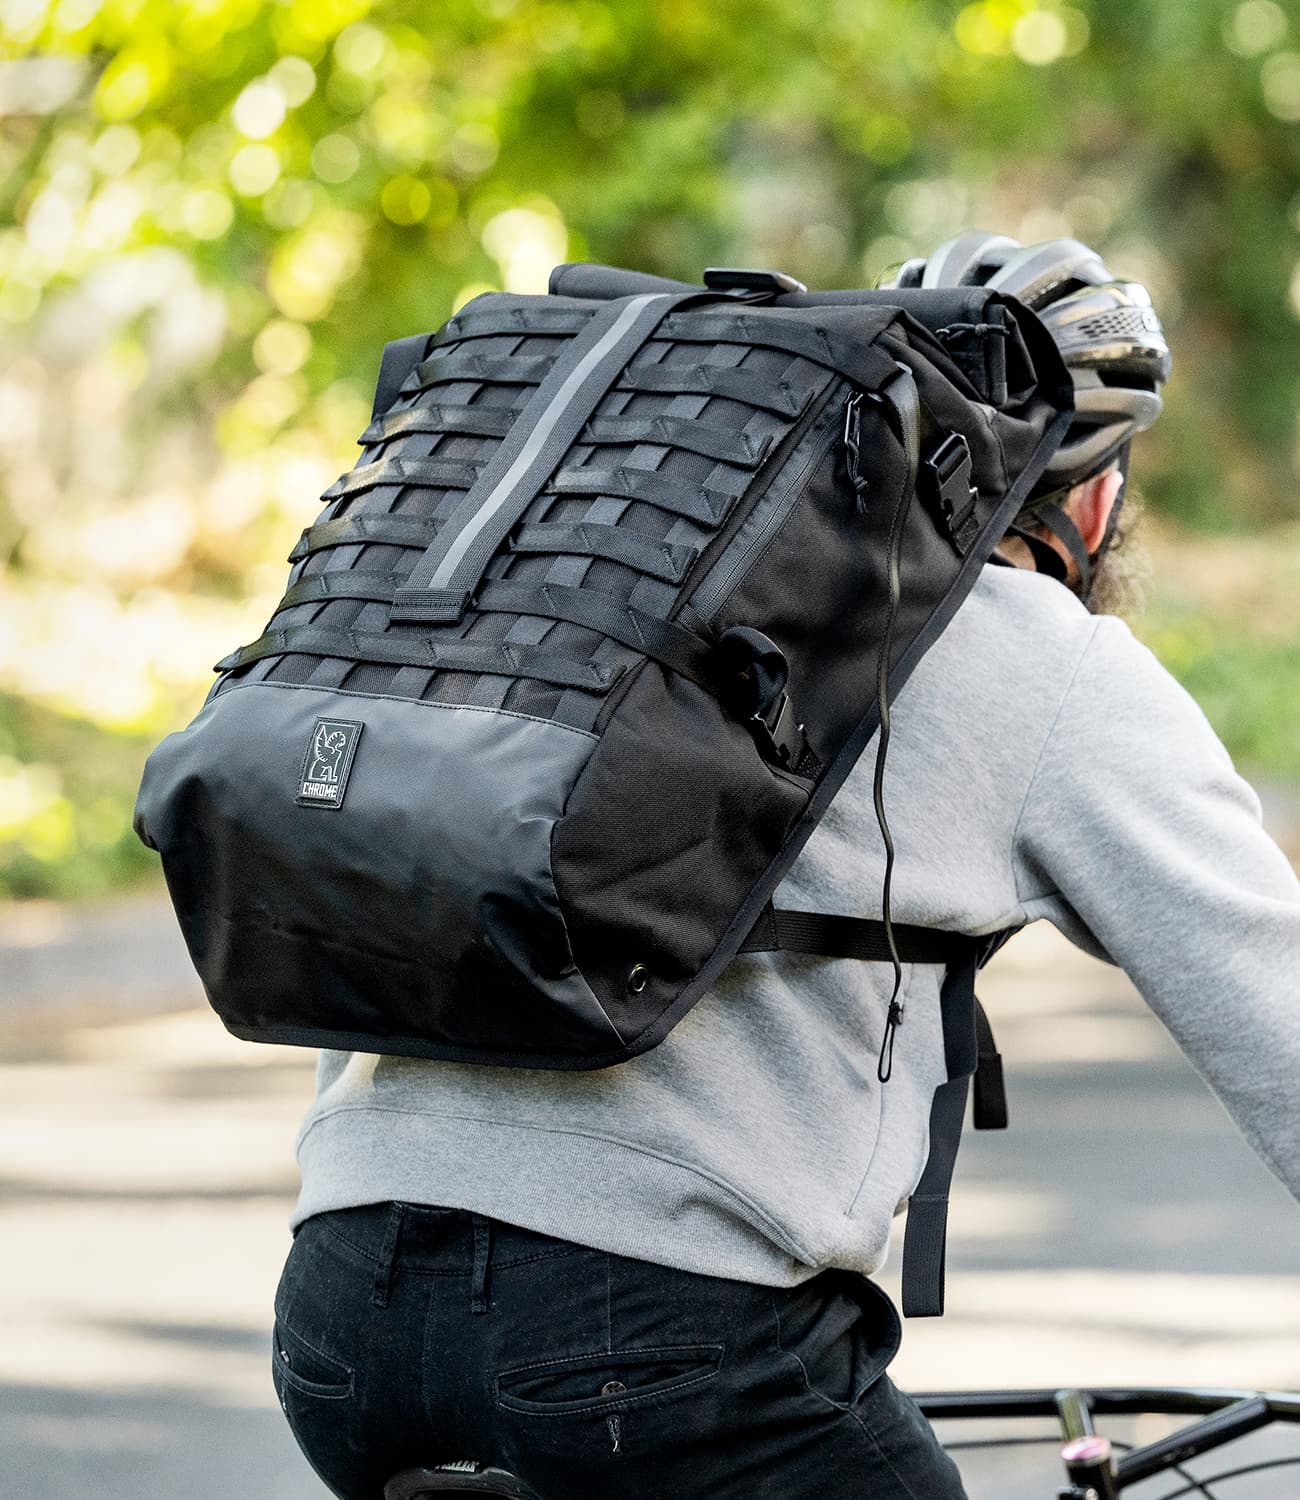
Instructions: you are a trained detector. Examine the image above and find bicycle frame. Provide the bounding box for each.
[916,1386,1300,1498]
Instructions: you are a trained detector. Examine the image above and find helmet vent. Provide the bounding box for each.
[1075,308,1160,341]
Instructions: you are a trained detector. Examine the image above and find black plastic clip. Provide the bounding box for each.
[749,690,809,771]
[703,266,808,297]
[924,433,980,554]
[714,624,812,773]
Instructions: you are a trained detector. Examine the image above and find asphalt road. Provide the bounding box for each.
[2,902,1297,1500]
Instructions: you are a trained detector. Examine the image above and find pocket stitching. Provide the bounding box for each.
[494,1343,723,1417]
[273,1317,355,1399]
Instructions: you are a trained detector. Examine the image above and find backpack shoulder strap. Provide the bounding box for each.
[739,904,973,965]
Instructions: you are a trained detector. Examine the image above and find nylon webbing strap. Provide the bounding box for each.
[214,627,623,692]
[415,352,553,390]
[288,513,431,562]
[902,949,980,1318]
[359,404,515,446]
[549,465,741,527]
[582,415,773,467]
[510,523,697,584]
[467,581,717,692]
[616,362,815,417]
[392,292,692,625]
[738,905,978,966]
[656,310,901,383]
[435,303,596,342]
[370,335,429,421]
[321,458,482,503]
[973,999,1008,1130]
[901,1075,969,1319]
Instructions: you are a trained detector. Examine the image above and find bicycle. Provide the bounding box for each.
[382,1383,1300,1498]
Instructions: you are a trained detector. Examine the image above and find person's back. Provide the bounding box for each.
[269,237,1300,1500]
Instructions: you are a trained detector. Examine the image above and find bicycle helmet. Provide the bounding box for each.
[885,232,1171,596]
[888,232,1169,488]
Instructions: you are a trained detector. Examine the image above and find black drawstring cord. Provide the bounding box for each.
[847,388,913,1086]
[873,467,911,1085]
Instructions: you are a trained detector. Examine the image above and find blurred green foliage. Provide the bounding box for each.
[1,0,1299,897]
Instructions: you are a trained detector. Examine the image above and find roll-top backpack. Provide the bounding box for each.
[135,262,1073,1315]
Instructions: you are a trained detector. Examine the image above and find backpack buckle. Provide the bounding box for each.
[749,692,809,771]
[924,433,980,554]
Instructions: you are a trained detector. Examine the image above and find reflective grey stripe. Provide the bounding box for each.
[426,293,664,591]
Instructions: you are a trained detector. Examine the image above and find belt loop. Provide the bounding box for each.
[371,1203,405,1309]
[470,1213,492,1315]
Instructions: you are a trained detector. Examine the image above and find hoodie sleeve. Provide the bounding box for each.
[1012,612,1300,1199]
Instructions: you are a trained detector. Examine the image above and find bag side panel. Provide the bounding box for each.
[548,382,906,1033]
[134,682,618,1061]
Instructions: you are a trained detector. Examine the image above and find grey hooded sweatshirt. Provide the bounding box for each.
[289,565,1300,1286]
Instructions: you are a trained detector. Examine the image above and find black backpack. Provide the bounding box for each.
[135,262,1072,1314]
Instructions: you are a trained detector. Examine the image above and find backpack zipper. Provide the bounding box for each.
[688,380,850,622]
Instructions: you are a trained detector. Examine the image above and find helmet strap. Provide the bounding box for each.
[1004,522,1070,584]
[1094,443,1130,560]
[1033,499,1092,600]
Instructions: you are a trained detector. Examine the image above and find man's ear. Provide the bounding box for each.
[1069,467,1124,555]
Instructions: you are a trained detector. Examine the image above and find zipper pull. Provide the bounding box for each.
[842,392,870,510]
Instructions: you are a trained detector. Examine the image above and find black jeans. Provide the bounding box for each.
[272,1203,967,1500]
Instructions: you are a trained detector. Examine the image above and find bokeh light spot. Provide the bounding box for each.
[1225,0,1288,57]
[182,188,234,241]
[480,203,569,293]
[1012,10,1069,65]
[380,174,430,225]
[229,144,281,197]
[448,122,499,176]
[89,124,141,177]
[335,22,389,77]
[268,55,316,107]
[232,81,287,140]
[94,51,168,122]
[311,133,360,183]
[263,179,315,230]
[955,3,1011,57]
[1262,52,1300,119]
[253,318,312,375]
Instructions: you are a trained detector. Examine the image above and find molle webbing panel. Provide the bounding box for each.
[215,294,851,734]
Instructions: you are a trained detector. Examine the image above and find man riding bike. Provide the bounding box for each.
[270,234,1300,1500]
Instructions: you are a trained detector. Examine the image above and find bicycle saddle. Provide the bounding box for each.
[384,1461,542,1499]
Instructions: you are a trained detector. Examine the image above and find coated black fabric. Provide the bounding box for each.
[137,685,621,1064]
